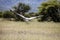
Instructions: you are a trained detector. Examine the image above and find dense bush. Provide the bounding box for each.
[0,12,3,18]
[3,11,14,18]
[24,13,31,18]
[38,0,60,22]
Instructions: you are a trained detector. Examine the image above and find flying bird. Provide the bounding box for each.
[10,9,43,22]
[16,13,41,22]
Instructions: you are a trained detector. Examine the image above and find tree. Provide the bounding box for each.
[13,3,30,15]
[38,0,60,22]
[12,3,31,21]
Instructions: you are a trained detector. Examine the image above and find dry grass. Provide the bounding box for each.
[0,19,60,40]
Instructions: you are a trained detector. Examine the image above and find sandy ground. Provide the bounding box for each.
[0,19,60,40]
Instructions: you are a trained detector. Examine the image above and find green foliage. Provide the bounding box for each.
[3,11,13,18]
[13,3,30,15]
[24,13,31,18]
[29,12,36,17]
[38,0,60,14]
[38,0,60,22]
[0,12,3,18]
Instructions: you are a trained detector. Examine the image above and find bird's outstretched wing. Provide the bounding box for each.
[27,15,43,20]
[27,17,37,19]
[16,13,26,19]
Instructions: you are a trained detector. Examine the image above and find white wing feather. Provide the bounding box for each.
[16,13,26,19]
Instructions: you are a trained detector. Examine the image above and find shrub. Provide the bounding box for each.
[3,11,13,18]
[0,12,3,18]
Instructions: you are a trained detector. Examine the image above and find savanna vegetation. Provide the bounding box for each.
[38,0,60,22]
[0,0,60,22]
[0,0,60,40]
